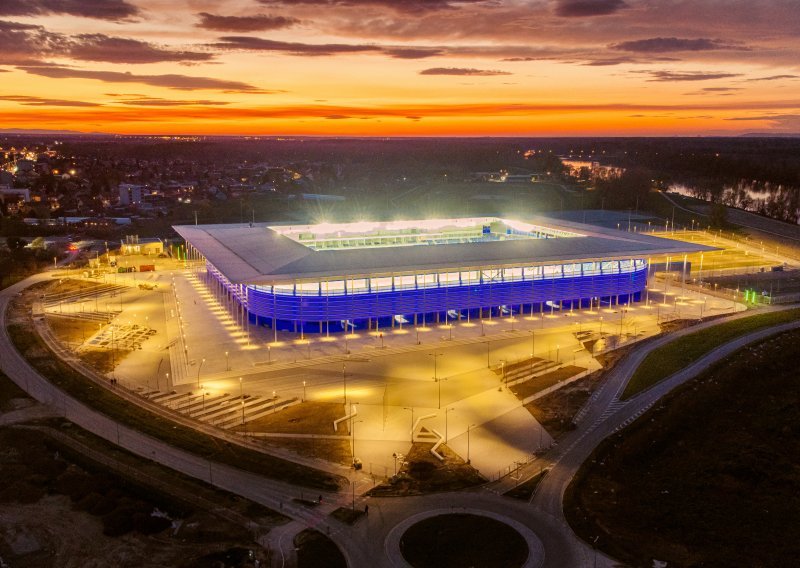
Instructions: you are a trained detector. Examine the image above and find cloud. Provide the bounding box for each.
[0,21,212,65]
[419,67,511,76]
[745,74,799,82]
[612,37,744,53]
[209,36,381,56]
[0,95,99,107]
[0,0,138,21]
[196,13,300,32]
[66,34,213,64]
[684,87,742,96]
[112,96,230,107]
[0,19,66,63]
[256,0,487,13]
[17,64,271,92]
[641,70,743,82]
[725,114,800,131]
[383,47,444,59]
[554,0,628,17]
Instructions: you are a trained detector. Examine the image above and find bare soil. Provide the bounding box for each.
[368,442,485,496]
[0,423,276,568]
[233,401,348,435]
[46,315,101,345]
[510,365,585,400]
[261,437,353,466]
[565,328,800,568]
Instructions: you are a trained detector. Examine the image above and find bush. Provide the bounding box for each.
[102,505,139,537]
[133,511,171,535]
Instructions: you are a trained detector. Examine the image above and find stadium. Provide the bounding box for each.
[174,217,712,334]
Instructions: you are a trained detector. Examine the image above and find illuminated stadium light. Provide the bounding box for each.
[174,216,715,335]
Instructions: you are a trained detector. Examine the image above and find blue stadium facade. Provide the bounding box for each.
[175,217,707,334]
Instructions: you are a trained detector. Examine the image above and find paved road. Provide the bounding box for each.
[3,273,799,567]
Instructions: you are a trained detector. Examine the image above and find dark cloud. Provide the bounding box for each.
[684,87,741,96]
[0,0,138,21]
[581,57,637,66]
[0,95,99,107]
[643,70,743,82]
[383,47,444,59]
[256,0,487,13]
[210,36,381,56]
[554,0,628,17]
[0,21,212,65]
[16,64,271,92]
[196,13,300,32]
[612,37,743,53]
[67,34,213,64]
[419,67,511,76]
[0,19,66,62]
[725,114,800,131]
[113,96,230,107]
[745,74,799,81]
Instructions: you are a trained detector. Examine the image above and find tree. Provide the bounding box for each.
[709,201,728,228]
[595,168,652,210]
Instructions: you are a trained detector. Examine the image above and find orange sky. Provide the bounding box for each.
[1,0,799,136]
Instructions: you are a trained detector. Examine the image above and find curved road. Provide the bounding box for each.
[3,273,798,567]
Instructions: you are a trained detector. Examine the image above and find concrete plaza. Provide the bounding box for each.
[45,255,746,478]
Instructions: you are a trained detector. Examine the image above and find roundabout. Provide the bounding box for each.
[385,508,544,568]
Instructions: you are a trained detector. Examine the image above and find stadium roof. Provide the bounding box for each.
[173,217,716,284]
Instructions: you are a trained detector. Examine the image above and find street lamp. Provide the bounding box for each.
[302,380,307,402]
[197,357,205,388]
[530,329,535,371]
[241,400,245,425]
[445,407,454,443]
[467,423,476,464]
[342,362,347,403]
[239,377,243,400]
[225,350,229,371]
[404,407,414,443]
[351,419,363,467]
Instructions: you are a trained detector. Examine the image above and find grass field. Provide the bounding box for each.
[567,328,800,567]
[622,307,800,399]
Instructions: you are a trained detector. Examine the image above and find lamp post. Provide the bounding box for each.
[530,329,535,372]
[197,358,205,388]
[201,386,206,411]
[342,362,347,403]
[429,351,444,408]
[392,452,398,475]
[241,400,245,425]
[404,407,414,443]
[445,406,454,443]
[467,423,476,464]
[239,377,243,400]
[351,419,363,467]
[302,380,307,402]
[225,350,229,371]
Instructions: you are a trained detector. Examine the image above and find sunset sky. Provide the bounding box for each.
[1,0,799,136]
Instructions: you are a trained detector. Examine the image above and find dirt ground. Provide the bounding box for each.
[510,365,586,401]
[565,328,800,568]
[368,442,485,496]
[524,342,644,439]
[233,401,348,435]
[0,496,265,568]
[0,422,274,568]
